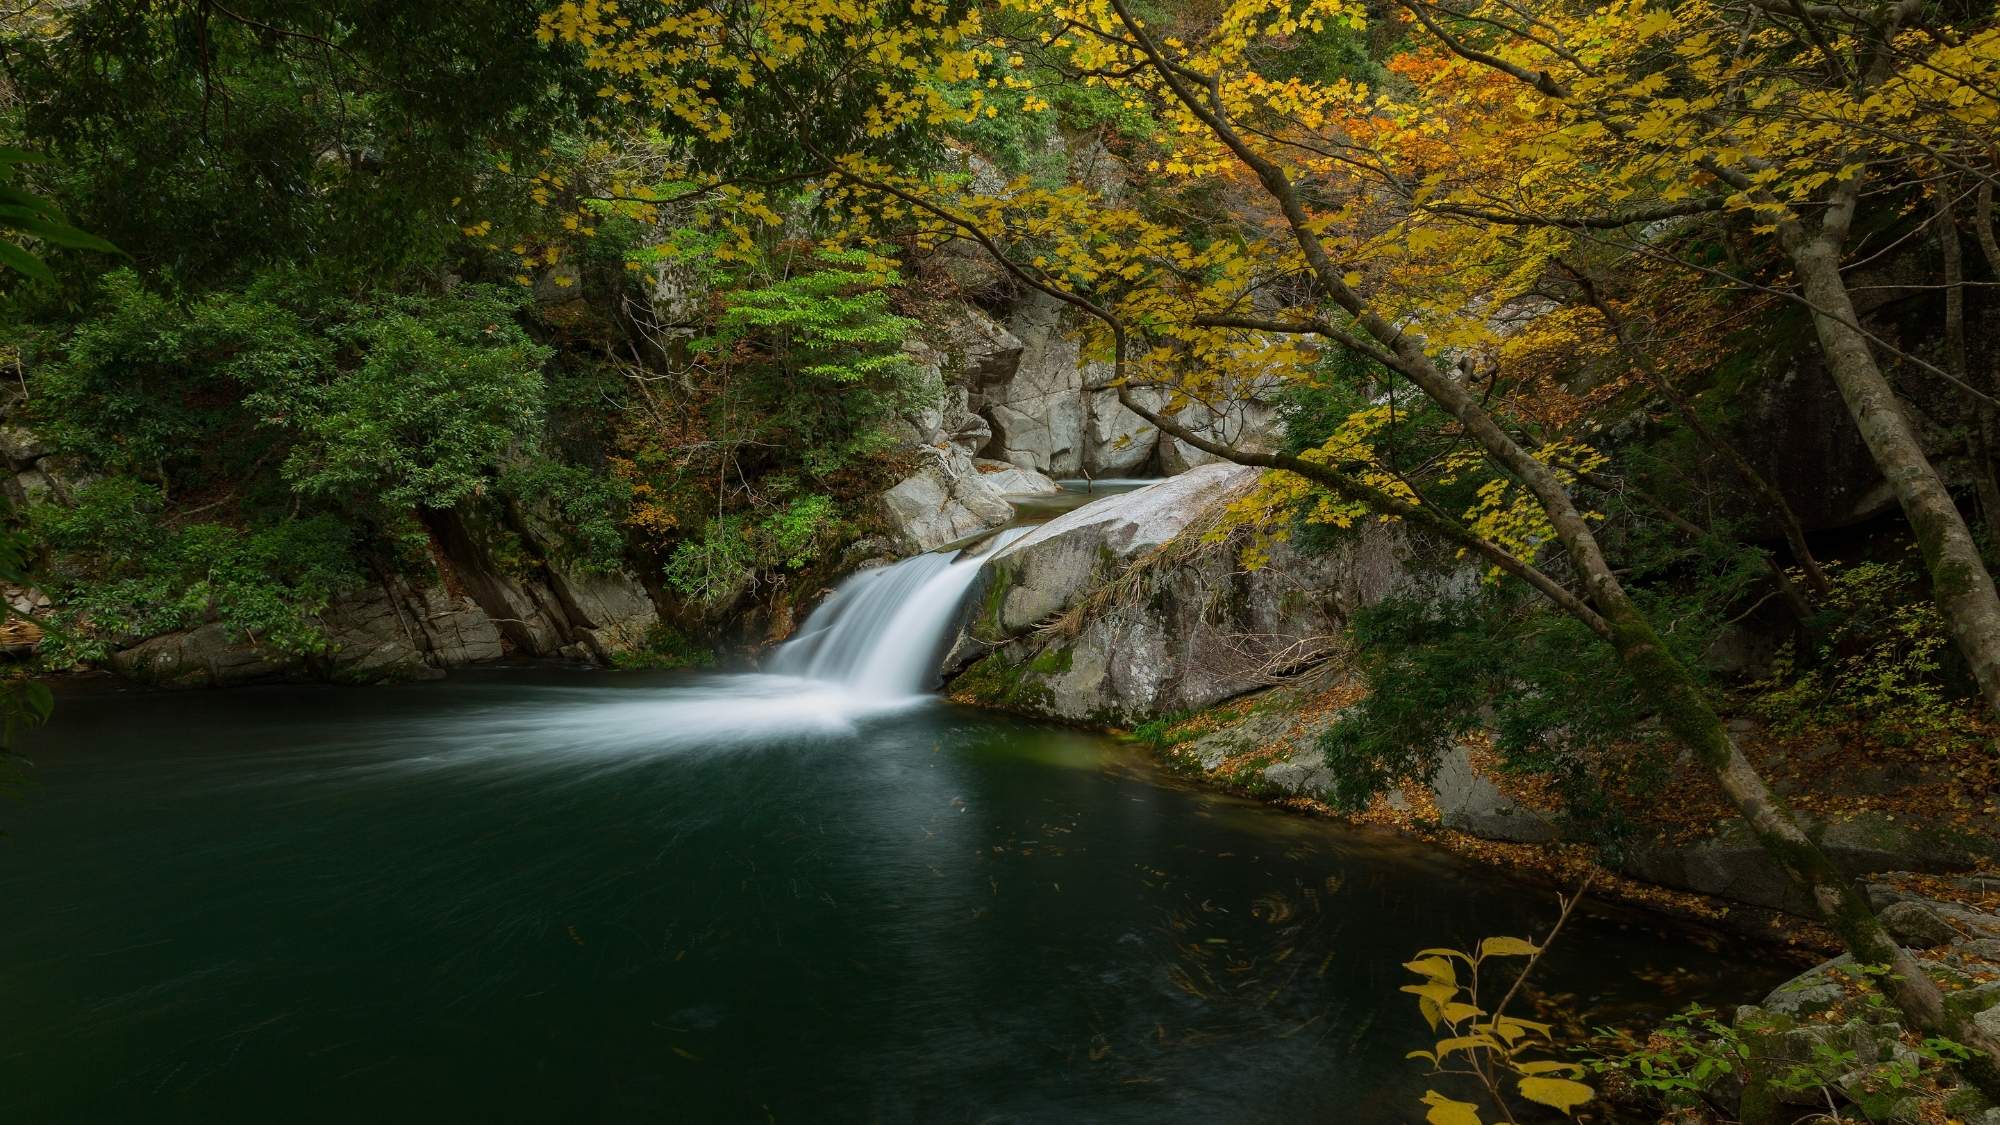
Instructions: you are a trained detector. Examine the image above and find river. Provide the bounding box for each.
[0,483,1787,1123]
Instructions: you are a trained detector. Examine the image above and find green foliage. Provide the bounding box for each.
[8,0,603,289]
[764,494,838,569]
[1314,458,1777,846]
[499,461,632,574]
[1318,590,1672,844]
[33,270,551,514]
[696,246,928,477]
[0,147,118,284]
[662,494,841,606]
[30,479,362,664]
[663,516,756,607]
[1752,556,1981,751]
[1129,711,1201,749]
[608,622,718,671]
[256,286,551,510]
[1591,988,1975,1120]
[623,241,928,610]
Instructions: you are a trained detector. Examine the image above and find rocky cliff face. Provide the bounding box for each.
[101,507,668,689]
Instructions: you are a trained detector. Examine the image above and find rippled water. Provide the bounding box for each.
[0,671,1784,1123]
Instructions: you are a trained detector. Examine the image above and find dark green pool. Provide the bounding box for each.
[0,670,1781,1123]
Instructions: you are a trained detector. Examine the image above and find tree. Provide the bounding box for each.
[542,0,2000,1095]
[1372,0,2000,723]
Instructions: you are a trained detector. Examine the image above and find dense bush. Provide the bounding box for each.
[621,243,931,609]
[30,479,362,664]
[31,270,552,515]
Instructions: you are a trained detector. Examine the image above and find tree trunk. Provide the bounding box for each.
[1783,228,2000,724]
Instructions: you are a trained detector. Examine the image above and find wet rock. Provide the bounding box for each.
[982,464,1261,634]
[954,466,1450,723]
[1877,899,1959,948]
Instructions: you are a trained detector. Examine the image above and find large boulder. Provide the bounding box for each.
[880,448,1017,554]
[107,576,514,688]
[928,305,1024,390]
[108,623,299,688]
[1723,887,2000,1125]
[951,465,1441,724]
[980,463,1261,634]
[1619,809,2000,915]
[545,567,661,662]
[1427,745,1561,844]
[972,458,1061,497]
[1156,393,1283,475]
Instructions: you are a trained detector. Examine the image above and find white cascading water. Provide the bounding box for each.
[771,527,1030,700]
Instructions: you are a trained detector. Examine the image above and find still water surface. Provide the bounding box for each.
[1,670,1782,1123]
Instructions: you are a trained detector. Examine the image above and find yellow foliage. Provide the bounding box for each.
[1403,913,1594,1120]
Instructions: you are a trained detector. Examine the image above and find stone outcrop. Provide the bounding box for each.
[544,567,661,662]
[977,464,1263,636]
[1719,878,2000,1124]
[101,506,667,689]
[1619,810,2000,916]
[1083,386,1161,476]
[949,465,1448,723]
[879,448,1018,554]
[104,574,511,689]
[980,291,1091,475]
[108,623,301,688]
[0,390,84,511]
[1154,681,1559,845]
[1155,389,1283,475]
[971,458,1060,497]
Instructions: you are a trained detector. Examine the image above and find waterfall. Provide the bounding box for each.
[771,528,1028,700]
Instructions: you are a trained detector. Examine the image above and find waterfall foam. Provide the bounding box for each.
[771,527,1028,700]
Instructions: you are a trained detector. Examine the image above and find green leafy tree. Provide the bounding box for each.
[256,287,551,510]
[0,147,115,282]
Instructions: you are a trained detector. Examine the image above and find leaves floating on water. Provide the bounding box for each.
[1251,891,1295,924]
